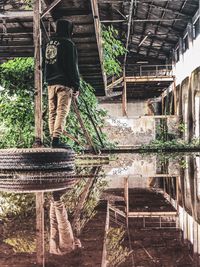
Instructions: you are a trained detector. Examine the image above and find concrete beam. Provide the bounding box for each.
[125,76,174,83]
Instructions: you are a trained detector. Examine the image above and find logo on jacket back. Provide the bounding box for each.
[45,40,60,64]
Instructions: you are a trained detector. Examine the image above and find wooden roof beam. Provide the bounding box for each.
[146,23,183,35]
[41,0,61,18]
[129,43,170,56]
[146,1,169,58]
[0,10,33,20]
[99,0,196,3]
[136,1,153,55]
[141,2,193,18]
[140,34,177,45]
[133,18,187,22]
[90,0,107,95]
[123,0,134,68]
[157,0,188,58]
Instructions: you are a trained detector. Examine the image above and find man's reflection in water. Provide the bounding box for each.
[49,190,81,255]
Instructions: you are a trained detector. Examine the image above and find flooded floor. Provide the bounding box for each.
[0,153,200,267]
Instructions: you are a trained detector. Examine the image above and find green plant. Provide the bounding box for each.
[179,159,187,169]
[4,233,36,253]
[141,138,200,152]
[0,192,35,220]
[22,0,33,10]
[107,227,130,266]
[178,122,186,133]
[102,25,126,77]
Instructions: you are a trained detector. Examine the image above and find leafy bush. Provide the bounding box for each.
[0,58,35,148]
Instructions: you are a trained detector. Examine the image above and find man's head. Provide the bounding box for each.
[56,19,74,38]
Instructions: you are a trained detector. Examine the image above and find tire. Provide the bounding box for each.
[0,148,75,171]
[0,170,81,192]
[0,178,80,192]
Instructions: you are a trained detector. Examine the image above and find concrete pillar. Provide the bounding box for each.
[193,221,198,255]
[179,37,184,63]
[183,209,188,240]
[187,22,193,48]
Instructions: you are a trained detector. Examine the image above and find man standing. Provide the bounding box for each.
[45,19,80,149]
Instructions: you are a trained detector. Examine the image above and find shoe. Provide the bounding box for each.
[52,137,71,149]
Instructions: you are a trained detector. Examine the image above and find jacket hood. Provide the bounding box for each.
[56,20,73,38]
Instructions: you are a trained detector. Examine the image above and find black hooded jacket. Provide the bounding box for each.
[45,20,80,91]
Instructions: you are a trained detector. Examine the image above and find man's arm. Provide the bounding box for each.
[70,44,80,92]
[67,43,80,93]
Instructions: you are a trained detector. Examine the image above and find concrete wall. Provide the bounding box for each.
[99,101,148,117]
[172,13,200,141]
[103,154,180,189]
[176,67,200,141]
[162,155,200,261]
[105,176,151,189]
[104,116,155,146]
[174,35,200,86]
[100,100,156,146]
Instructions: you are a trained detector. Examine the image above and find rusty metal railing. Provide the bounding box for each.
[127,64,174,77]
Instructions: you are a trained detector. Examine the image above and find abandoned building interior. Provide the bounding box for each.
[0,0,200,266]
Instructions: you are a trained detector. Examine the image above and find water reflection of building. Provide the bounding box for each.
[0,154,200,266]
[103,153,200,266]
[159,155,200,264]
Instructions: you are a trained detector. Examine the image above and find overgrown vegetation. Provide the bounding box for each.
[142,118,200,151]
[142,137,200,152]
[0,57,112,150]
[0,192,36,253]
[102,25,126,77]
[107,227,130,266]
[0,58,35,148]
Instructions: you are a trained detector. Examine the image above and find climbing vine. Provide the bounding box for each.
[102,25,126,77]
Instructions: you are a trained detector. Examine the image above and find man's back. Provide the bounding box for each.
[45,20,80,91]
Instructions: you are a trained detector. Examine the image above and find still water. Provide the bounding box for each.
[0,153,200,267]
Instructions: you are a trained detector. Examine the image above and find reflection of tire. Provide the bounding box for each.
[0,148,75,171]
[0,170,80,192]
[0,177,80,192]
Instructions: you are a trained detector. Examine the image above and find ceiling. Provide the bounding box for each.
[0,0,199,99]
[0,0,106,95]
[98,0,199,100]
[99,0,199,62]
